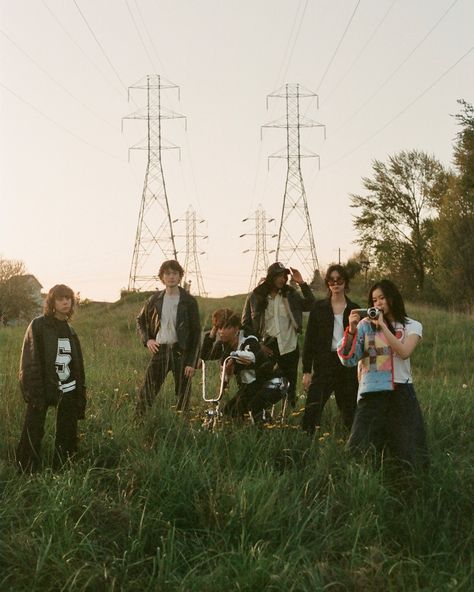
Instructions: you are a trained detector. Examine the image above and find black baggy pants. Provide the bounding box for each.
[347,384,429,469]
[137,344,192,414]
[16,395,78,472]
[302,352,358,433]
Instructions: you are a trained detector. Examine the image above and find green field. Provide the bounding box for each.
[1,294,473,591]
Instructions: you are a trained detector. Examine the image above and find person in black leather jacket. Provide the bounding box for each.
[16,284,86,472]
[301,265,359,434]
[241,262,315,407]
[136,260,201,414]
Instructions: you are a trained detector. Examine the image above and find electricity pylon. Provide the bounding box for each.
[240,205,275,292]
[174,206,207,297]
[123,74,186,291]
[262,83,325,282]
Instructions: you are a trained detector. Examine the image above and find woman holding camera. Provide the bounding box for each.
[337,279,428,469]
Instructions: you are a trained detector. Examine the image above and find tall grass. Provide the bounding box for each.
[0,295,473,591]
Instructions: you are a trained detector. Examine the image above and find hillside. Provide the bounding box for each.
[0,294,473,591]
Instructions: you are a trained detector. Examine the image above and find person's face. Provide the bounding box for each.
[54,295,72,317]
[371,288,390,315]
[327,272,345,295]
[161,268,181,288]
[272,272,288,290]
[218,325,238,343]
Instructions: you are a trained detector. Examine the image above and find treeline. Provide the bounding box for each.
[348,99,474,313]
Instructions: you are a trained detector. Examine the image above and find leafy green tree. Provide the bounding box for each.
[0,257,38,322]
[434,100,474,312]
[351,150,449,295]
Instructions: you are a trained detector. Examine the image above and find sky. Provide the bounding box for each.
[1,0,473,302]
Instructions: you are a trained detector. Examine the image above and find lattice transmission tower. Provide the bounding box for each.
[240,205,275,291]
[123,75,186,291]
[262,83,325,281]
[174,206,207,297]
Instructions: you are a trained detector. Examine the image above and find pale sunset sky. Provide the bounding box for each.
[1,0,473,301]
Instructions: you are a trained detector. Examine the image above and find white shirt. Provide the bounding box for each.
[264,293,297,355]
[392,318,423,383]
[331,312,345,351]
[156,293,179,344]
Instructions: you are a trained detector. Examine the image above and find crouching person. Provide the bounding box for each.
[201,309,287,423]
[16,284,86,472]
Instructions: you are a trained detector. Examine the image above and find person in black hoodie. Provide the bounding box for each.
[16,284,86,472]
[301,265,359,435]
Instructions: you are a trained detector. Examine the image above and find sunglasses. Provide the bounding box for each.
[327,277,344,286]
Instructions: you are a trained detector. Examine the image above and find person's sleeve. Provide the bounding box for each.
[302,306,317,373]
[406,319,423,339]
[337,323,364,367]
[75,335,87,420]
[299,283,316,311]
[186,298,202,367]
[18,319,45,407]
[136,300,150,346]
[241,294,254,338]
[200,331,222,361]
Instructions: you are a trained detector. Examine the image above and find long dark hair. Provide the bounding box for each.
[44,284,75,318]
[368,279,408,326]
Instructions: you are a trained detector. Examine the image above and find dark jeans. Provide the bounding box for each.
[223,380,285,423]
[347,384,429,469]
[302,352,358,433]
[266,339,299,405]
[16,395,79,472]
[137,344,192,414]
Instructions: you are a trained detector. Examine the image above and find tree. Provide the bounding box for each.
[0,257,39,322]
[351,150,449,295]
[434,100,474,312]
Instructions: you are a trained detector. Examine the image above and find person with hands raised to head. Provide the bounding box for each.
[241,262,315,407]
[338,279,429,469]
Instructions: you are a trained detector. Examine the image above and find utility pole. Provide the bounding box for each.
[240,205,275,292]
[123,74,186,291]
[174,206,207,297]
[262,83,325,282]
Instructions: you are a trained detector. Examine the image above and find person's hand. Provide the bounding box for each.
[371,310,385,330]
[209,325,218,339]
[348,310,361,334]
[184,366,195,378]
[289,267,304,285]
[146,339,159,354]
[302,372,312,392]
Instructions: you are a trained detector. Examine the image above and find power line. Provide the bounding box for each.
[72,0,129,93]
[333,0,461,135]
[321,0,398,104]
[316,0,361,93]
[0,28,118,131]
[0,79,125,161]
[124,0,157,73]
[324,44,474,169]
[274,0,309,90]
[40,0,124,98]
[132,0,168,76]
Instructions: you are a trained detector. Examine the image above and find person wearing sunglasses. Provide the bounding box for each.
[301,264,360,435]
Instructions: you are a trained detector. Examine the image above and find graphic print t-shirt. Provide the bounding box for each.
[53,318,76,394]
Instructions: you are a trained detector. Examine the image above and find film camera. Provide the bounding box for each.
[353,307,381,320]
